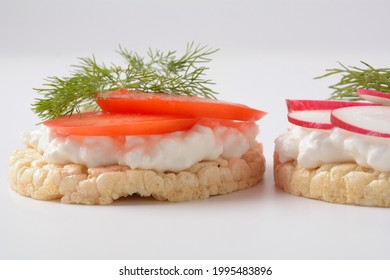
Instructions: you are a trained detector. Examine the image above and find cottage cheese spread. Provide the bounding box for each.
[23,123,258,172]
[275,125,390,172]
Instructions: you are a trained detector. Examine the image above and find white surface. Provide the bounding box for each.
[1,0,390,260]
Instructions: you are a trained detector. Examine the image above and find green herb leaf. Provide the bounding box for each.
[32,42,219,121]
[315,61,390,100]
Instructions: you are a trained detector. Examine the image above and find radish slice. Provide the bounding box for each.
[357,88,390,106]
[286,99,375,112]
[288,110,334,130]
[331,106,390,138]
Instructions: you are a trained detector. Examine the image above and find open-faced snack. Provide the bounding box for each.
[9,44,266,205]
[274,62,390,207]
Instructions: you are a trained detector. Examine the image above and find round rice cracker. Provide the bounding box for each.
[8,144,265,205]
[274,152,390,207]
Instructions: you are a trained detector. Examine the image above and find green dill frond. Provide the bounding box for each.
[315,61,390,100]
[32,43,219,121]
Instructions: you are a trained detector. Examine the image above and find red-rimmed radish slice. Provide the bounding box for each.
[287,110,334,130]
[331,106,390,138]
[357,88,390,106]
[286,99,375,112]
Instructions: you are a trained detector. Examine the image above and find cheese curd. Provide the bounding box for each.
[23,123,258,172]
[275,125,390,172]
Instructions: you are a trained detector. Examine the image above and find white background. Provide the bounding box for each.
[1,0,390,260]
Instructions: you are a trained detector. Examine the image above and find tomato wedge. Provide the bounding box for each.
[44,112,199,136]
[96,89,266,121]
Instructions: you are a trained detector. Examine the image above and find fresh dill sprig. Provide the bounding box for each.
[315,61,390,100]
[32,42,219,121]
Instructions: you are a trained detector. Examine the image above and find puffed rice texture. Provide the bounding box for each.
[8,144,265,205]
[274,152,390,207]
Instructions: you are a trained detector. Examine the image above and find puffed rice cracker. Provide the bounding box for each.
[8,144,265,205]
[274,152,390,207]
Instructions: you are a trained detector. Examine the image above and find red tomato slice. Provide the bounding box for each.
[96,89,266,121]
[196,118,255,129]
[44,112,199,136]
